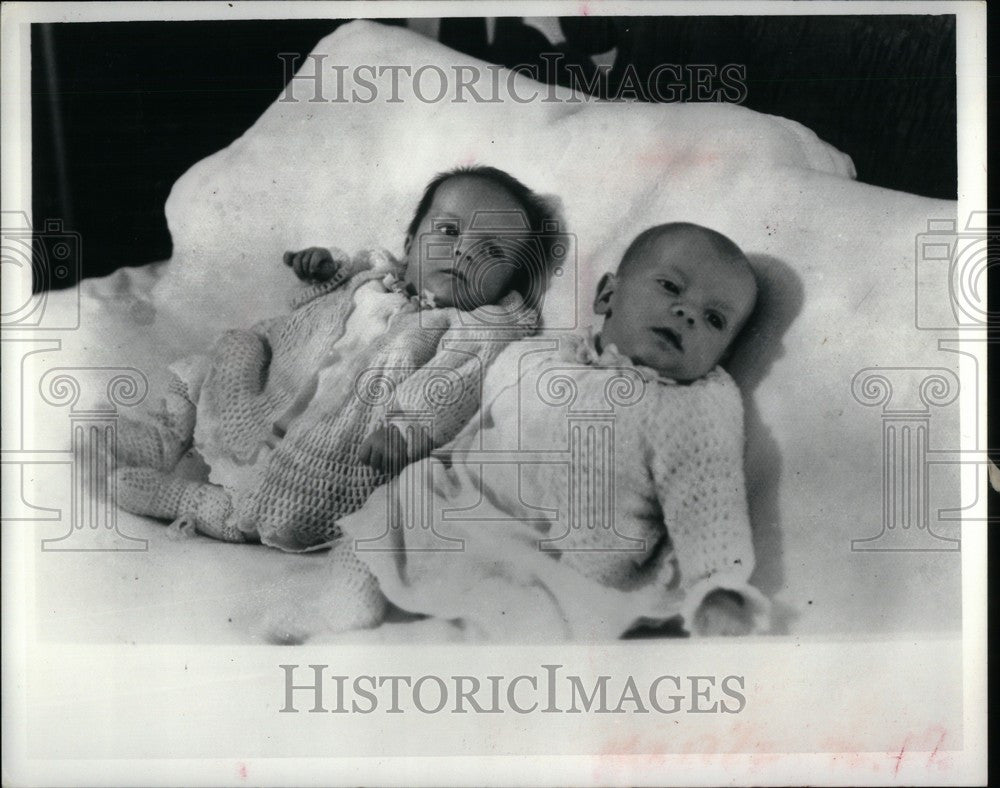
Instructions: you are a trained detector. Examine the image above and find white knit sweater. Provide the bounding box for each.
[173,248,538,550]
[338,330,770,639]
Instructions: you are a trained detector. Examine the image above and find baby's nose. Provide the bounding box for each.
[453,238,482,265]
[453,237,469,258]
[671,304,696,326]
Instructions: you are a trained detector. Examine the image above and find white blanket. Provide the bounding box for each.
[19,20,961,643]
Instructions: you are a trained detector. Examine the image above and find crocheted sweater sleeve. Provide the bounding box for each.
[646,370,770,634]
[388,294,538,455]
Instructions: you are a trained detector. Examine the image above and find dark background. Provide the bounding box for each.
[31,15,957,291]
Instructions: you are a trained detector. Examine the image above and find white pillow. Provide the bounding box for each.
[153,19,854,338]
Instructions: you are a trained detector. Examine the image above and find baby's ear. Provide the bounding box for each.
[593,273,617,316]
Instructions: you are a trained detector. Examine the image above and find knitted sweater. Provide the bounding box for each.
[174,249,538,550]
[337,330,770,639]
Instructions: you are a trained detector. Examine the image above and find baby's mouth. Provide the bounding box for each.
[442,268,468,283]
[651,327,683,352]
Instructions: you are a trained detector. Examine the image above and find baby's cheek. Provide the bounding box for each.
[477,257,510,283]
[471,265,516,301]
[689,338,724,374]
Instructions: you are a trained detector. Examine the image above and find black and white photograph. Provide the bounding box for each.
[1,1,989,784]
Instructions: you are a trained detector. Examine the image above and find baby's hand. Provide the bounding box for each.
[358,425,409,474]
[359,425,434,474]
[284,247,341,282]
[691,589,755,636]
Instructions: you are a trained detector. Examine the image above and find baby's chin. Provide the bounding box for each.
[630,353,708,383]
[431,281,505,311]
[428,287,475,309]
[407,277,457,307]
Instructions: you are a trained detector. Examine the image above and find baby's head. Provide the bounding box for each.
[402,166,554,311]
[593,223,757,382]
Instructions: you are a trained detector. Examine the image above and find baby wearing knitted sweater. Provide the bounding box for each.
[113,166,554,560]
[287,222,769,640]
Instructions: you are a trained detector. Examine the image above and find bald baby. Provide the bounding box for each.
[593,223,757,382]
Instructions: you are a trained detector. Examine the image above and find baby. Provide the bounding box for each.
[113,165,555,555]
[296,222,769,640]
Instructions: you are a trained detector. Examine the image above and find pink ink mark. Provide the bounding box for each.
[580,2,591,16]
[237,763,248,780]
[927,728,946,767]
[597,733,642,758]
[893,735,910,775]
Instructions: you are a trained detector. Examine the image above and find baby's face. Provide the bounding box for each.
[403,176,532,310]
[595,233,757,381]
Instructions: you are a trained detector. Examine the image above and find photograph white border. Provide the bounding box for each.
[1,1,988,785]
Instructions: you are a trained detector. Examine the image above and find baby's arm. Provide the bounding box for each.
[360,324,534,474]
[284,247,400,283]
[649,377,770,636]
[359,339,533,473]
[285,248,401,312]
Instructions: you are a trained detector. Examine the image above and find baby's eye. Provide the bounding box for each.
[706,312,726,331]
[435,222,459,236]
[658,279,680,294]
